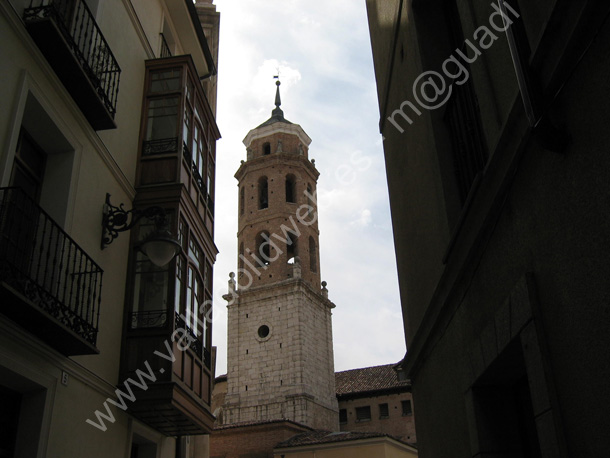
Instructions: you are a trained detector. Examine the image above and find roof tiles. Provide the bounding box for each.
[335,363,409,396]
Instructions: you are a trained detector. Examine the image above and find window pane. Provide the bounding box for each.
[10,166,39,202]
[17,132,46,178]
[192,124,200,164]
[178,218,187,250]
[197,128,205,178]
[188,238,201,268]
[183,106,192,153]
[186,77,193,103]
[174,255,184,314]
[207,161,213,197]
[192,274,200,336]
[186,266,193,329]
[146,97,179,141]
[132,255,169,328]
[150,68,181,93]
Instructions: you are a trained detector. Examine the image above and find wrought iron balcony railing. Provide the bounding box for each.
[175,312,211,368]
[444,79,488,205]
[24,0,121,129]
[142,137,179,156]
[130,309,167,329]
[160,33,172,58]
[0,187,102,354]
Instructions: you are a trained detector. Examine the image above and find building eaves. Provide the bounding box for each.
[213,418,313,432]
[275,430,411,448]
[335,362,410,397]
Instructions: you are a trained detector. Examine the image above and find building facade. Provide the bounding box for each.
[336,363,416,445]
[0,1,220,457]
[221,81,339,431]
[274,430,418,458]
[366,1,610,457]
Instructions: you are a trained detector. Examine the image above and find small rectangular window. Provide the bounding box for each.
[402,400,413,416]
[339,409,347,424]
[355,406,371,422]
[379,403,389,419]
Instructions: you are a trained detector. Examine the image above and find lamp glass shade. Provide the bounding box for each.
[140,235,181,267]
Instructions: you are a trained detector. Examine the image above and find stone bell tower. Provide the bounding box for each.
[222,80,338,430]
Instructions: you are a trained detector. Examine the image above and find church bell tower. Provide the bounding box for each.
[223,80,338,430]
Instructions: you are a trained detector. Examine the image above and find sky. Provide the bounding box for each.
[211,0,406,376]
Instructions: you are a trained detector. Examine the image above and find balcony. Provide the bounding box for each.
[0,187,102,355]
[121,311,214,435]
[23,0,121,130]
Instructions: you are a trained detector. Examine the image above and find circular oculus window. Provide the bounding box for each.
[257,325,270,339]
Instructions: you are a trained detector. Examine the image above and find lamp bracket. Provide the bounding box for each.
[101,193,168,249]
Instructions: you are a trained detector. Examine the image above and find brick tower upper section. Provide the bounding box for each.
[234,82,321,291]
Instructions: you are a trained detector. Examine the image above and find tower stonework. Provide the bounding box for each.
[223,82,339,431]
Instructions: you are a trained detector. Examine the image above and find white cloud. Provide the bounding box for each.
[350,209,372,227]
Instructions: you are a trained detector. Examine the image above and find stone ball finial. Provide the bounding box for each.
[322,281,327,289]
[311,159,316,165]
[229,272,235,279]
[240,159,245,164]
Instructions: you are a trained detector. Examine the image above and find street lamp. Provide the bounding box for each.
[101,193,181,267]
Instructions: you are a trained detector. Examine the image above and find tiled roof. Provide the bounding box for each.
[335,363,409,396]
[275,430,407,448]
[216,363,408,402]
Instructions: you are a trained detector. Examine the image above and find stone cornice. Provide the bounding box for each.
[243,122,312,148]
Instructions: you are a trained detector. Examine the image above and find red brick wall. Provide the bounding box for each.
[209,422,310,458]
[338,392,417,444]
[236,131,321,291]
